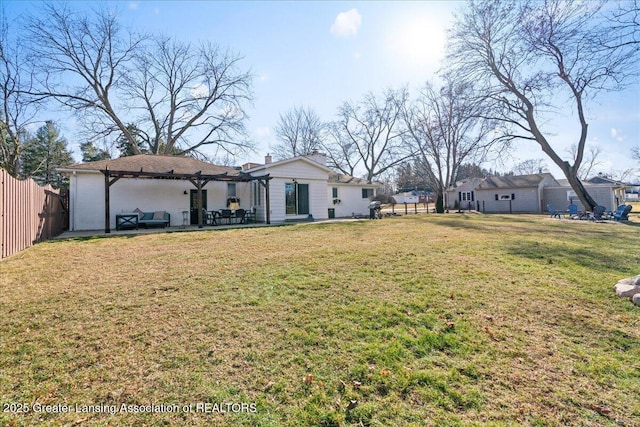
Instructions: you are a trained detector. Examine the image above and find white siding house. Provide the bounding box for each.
[328,174,377,218]
[246,153,377,222]
[59,155,257,231]
[59,153,378,230]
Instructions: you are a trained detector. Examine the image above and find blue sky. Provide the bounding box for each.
[4,1,639,180]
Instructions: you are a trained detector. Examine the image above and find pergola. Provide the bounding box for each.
[100,167,271,233]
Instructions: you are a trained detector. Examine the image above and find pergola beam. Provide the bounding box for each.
[100,168,270,232]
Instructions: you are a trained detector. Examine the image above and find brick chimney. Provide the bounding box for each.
[265,154,272,164]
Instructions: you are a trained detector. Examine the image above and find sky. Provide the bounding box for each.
[3,1,639,182]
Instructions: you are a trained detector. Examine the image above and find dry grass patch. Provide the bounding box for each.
[1,214,639,426]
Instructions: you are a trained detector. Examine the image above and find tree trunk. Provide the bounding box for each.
[435,191,444,213]
[559,162,598,211]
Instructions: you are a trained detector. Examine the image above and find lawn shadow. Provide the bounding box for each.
[502,239,638,275]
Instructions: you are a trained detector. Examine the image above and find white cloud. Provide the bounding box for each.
[610,127,626,141]
[128,2,139,10]
[353,51,362,61]
[330,9,361,37]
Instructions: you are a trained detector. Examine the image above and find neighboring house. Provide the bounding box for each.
[245,152,377,221]
[587,175,637,202]
[445,178,484,211]
[475,173,559,213]
[392,190,432,205]
[545,179,626,212]
[445,173,626,213]
[57,152,378,232]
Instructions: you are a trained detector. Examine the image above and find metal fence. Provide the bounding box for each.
[1,169,67,260]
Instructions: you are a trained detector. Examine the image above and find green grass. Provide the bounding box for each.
[1,214,639,426]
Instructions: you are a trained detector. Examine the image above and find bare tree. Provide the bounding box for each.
[567,144,603,180]
[0,14,41,176]
[272,106,324,160]
[25,4,252,157]
[447,0,639,210]
[632,146,640,161]
[512,158,549,175]
[122,37,253,156]
[403,78,498,211]
[324,88,412,183]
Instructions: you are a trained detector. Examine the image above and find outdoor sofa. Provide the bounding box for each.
[134,209,170,228]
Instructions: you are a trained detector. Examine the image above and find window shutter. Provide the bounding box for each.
[495,194,499,201]
[471,191,475,202]
[511,193,515,200]
[458,191,462,201]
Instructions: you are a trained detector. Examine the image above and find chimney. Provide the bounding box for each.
[306,151,327,166]
[242,162,261,171]
[265,154,272,164]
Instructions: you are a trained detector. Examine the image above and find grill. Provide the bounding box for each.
[369,201,382,219]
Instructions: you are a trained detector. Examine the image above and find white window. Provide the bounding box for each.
[227,183,237,197]
[252,181,261,206]
[362,188,374,199]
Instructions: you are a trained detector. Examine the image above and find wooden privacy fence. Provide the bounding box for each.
[1,169,67,260]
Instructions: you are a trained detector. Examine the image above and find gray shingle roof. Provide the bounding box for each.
[477,173,556,189]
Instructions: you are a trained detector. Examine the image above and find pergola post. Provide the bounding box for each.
[101,170,123,234]
[265,178,271,225]
[104,171,110,234]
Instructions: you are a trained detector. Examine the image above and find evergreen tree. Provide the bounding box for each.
[20,121,74,189]
[116,124,146,157]
[80,141,111,162]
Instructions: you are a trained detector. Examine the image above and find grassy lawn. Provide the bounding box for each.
[1,214,639,426]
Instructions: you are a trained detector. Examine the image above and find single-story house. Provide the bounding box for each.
[58,153,377,232]
[544,179,626,212]
[445,173,625,213]
[244,152,378,221]
[392,190,432,205]
[445,178,484,210]
[586,175,638,202]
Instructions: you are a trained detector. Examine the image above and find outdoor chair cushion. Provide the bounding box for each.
[135,210,170,227]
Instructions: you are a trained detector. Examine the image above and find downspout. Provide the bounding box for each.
[72,171,77,231]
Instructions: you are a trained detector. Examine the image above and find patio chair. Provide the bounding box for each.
[204,209,217,226]
[234,208,246,224]
[547,204,562,219]
[590,205,606,221]
[613,204,632,221]
[567,204,579,218]
[220,209,232,225]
